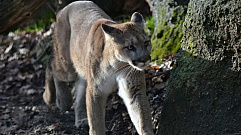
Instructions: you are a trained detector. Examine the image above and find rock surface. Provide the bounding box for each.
[150,0,189,62]
[158,0,241,134]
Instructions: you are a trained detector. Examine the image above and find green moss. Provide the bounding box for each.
[151,20,183,63]
[145,16,155,35]
[151,9,184,64]
[184,36,199,57]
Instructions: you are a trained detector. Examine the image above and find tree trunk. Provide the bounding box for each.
[0,0,152,33]
[158,0,241,134]
[0,0,48,33]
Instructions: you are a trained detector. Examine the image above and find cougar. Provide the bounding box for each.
[43,1,153,134]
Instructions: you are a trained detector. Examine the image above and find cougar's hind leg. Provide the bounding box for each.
[43,65,56,105]
[54,77,73,111]
[74,77,88,128]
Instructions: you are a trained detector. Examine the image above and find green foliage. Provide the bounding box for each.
[14,13,54,33]
[123,16,131,23]
[13,28,20,34]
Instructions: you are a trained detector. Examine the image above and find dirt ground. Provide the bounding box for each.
[0,29,175,134]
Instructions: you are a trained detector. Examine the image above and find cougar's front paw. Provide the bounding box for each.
[56,97,73,111]
[75,118,89,129]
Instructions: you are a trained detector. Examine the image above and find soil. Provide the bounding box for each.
[0,28,176,135]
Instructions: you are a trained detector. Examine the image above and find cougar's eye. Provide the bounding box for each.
[127,45,135,51]
[144,40,150,46]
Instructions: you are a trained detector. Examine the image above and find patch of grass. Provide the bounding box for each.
[123,16,131,23]
[14,13,55,33]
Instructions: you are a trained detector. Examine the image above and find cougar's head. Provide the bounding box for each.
[101,12,151,71]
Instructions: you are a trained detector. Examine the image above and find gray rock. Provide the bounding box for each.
[158,0,241,134]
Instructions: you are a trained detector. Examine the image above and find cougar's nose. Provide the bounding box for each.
[132,56,151,66]
[140,56,151,63]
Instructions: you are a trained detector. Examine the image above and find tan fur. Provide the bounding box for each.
[43,1,153,135]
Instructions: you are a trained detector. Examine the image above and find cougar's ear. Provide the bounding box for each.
[101,24,121,36]
[131,12,145,29]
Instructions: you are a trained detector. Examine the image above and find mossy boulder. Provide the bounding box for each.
[151,0,189,63]
[158,0,241,134]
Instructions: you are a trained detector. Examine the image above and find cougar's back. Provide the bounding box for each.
[53,1,112,80]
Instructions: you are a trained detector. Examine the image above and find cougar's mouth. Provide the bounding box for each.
[129,60,150,71]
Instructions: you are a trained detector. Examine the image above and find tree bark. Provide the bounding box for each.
[158,0,241,134]
[0,0,48,33]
